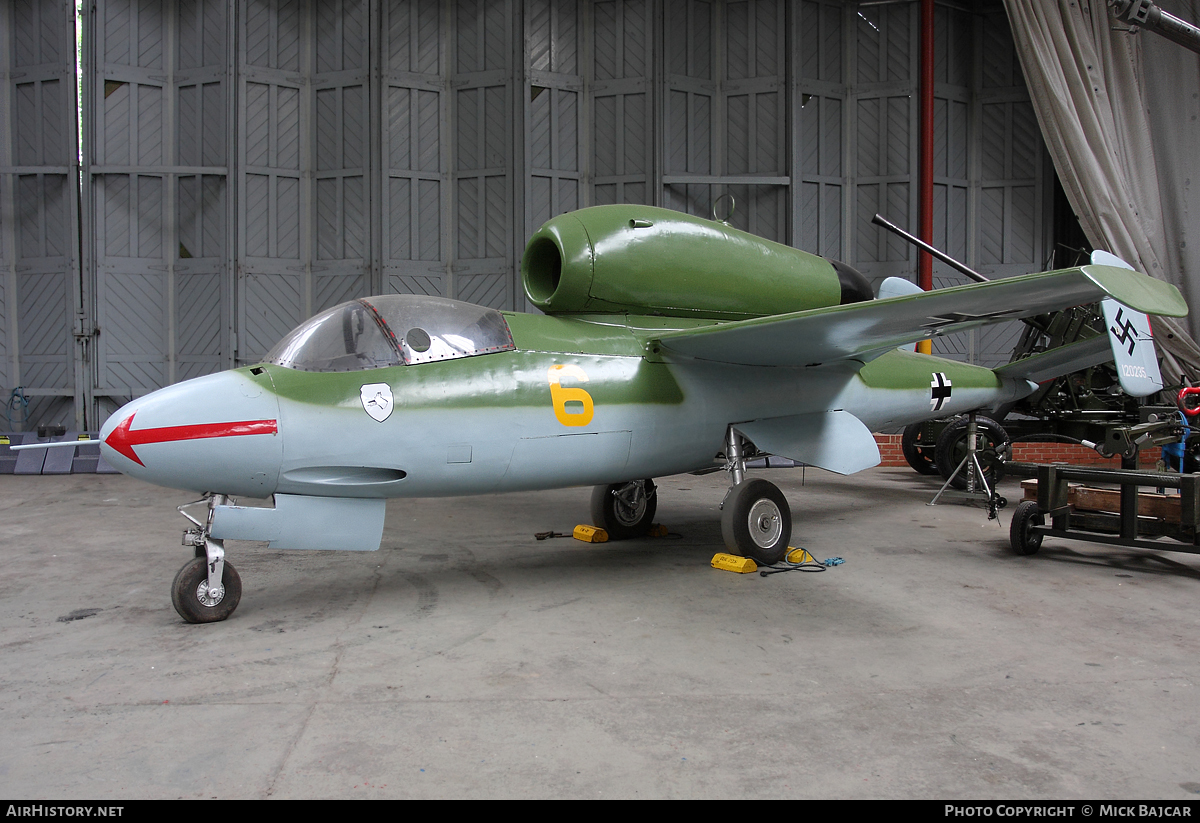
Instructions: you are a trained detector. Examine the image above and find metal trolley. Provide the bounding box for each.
[1007,461,1200,556]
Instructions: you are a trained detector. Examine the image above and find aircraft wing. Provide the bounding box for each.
[650,264,1188,368]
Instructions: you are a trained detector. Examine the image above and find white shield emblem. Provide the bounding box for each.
[360,383,394,422]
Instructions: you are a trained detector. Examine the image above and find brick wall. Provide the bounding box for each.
[874,433,1163,469]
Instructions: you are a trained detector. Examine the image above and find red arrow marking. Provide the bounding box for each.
[105,411,277,466]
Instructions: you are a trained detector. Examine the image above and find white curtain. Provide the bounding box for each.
[1003,0,1200,385]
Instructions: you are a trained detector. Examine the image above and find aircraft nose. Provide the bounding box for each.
[99,369,283,496]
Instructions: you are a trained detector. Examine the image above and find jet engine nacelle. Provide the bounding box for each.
[521,205,871,320]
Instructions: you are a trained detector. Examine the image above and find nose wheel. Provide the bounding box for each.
[171,557,242,623]
[175,494,242,623]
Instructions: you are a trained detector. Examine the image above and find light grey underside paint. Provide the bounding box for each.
[209,493,387,550]
[735,410,879,475]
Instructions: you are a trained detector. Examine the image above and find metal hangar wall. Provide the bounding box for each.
[0,0,1048,431]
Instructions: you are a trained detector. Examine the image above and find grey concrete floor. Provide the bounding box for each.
[1,467,1199,799]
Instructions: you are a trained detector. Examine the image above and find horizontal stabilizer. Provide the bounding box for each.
[995,335,1111,385]
[652,264,1187,368]
[876,276,924,300]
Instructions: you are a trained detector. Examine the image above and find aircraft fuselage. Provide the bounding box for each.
[99,309,1030,500]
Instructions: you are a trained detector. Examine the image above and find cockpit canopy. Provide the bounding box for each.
[263,294,515,372]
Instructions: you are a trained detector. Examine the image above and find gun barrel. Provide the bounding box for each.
[871,213,989,283]
[1111,0,1200,55]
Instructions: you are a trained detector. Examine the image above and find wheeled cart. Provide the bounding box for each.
[1007,461,1200,556]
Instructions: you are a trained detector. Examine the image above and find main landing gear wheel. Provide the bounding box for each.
[1009,500,1045,556]
[171,557,242,623]
[901,421,940,476]
[721,478,792,565]
[591,480,658,539]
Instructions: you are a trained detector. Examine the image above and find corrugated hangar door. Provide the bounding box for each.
[837,1,1047,367]
[591,0,655,209]
[238,0,373,365]
[452,0,519,309]
[662,0,790,243]
[0,0,81,429]
[794,0,845,261]
[381,0,519,313]
[526,1,584,251]
[970,10,1048,367]
[381,0,450,300]
[88,0,232,419]
[240,0,519,365]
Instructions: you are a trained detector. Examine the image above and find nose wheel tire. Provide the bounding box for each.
[171,557,242,623]
[721,478,791,565]
[591,480,658,539]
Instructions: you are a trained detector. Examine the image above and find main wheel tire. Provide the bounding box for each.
[901,421,941,475]
[171,557,242,623]
[591,480,658,539]
[721,478,792,565]
[934,415,1009,491]
[1009,500,1044,556]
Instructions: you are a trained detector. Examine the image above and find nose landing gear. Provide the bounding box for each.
[175,495,243,623]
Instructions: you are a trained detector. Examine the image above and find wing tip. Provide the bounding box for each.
[1080,264,1189,318]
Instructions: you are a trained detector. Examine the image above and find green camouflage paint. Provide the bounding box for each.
[523,205,841,319]
[859,349,1004,391]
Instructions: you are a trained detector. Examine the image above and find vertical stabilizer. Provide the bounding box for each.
[1092,251,1164,397]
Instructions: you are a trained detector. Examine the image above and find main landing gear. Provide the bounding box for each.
[591,479,658,539]
[174,495,242,623]
[719,426,792,564]
[590,429,794,563]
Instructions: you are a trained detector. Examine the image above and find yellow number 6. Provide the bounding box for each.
[547,364,594,427]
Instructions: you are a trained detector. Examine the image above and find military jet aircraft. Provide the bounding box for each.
[33,205,1186,623]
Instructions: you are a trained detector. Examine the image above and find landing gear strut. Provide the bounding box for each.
[720,426,792,564]
[175,495,242,623]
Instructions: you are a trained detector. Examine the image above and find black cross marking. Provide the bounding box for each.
[930,372,952,412]
[1109,307,1138,356]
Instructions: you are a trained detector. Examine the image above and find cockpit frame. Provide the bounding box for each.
[263,294,516,373]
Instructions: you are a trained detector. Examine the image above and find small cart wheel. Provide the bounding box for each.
[1009,500,1044,556]
[171,557,242,623]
